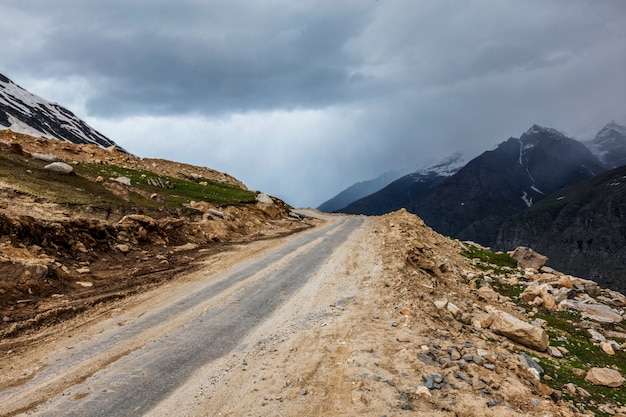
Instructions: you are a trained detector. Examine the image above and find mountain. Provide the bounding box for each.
[336,152,466,215]
[317,169,408,212]
[585,121,626,169]
[495,164,626,293]
[0,73,120,150]
[407,125,606,246]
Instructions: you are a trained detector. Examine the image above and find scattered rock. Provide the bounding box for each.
[547,346,563,358]
[75,281,93,287]
[584,367,625,388]
[173,243,199,252]
[76,267,91,274]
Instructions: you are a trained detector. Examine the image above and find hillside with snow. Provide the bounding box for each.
[0,73,120,150]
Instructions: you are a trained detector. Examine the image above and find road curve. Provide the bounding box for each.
[3,215,363,417]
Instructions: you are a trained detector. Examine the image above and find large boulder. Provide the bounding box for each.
[487,310,549,351]
[509,247,548,270]
[584,367,625,388]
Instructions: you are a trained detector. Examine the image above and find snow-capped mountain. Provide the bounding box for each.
[585,121,626,169]
[0,73,120,150]
[336,152,467,215]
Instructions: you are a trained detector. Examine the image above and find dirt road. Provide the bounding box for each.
[0,214,364,416]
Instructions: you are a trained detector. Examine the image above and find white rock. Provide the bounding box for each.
[44,162,74,174]
[31,153,58,162]
[115,176,131,185]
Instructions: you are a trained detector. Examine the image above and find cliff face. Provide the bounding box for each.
[495,165,626,293]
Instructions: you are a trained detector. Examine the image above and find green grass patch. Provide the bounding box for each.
[461,243,518,268]
[76,162,257,207]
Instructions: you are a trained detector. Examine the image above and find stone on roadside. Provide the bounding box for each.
[487,310,549,351]
[584,367,625,388]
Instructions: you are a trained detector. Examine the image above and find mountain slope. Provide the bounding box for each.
[585,121,626,169]
[408,125,605,246]
[337,152,466,215]
[495,164,626,292]
[317,169,407,213]
[0,73,120,150]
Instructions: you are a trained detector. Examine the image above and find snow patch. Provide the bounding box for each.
[521,192,533,207]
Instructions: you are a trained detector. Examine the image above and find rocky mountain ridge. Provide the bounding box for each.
[0,73,121,150]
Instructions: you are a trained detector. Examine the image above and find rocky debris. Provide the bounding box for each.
[584,367,625,388]
[509,246,548,270]
[43,162,74,174]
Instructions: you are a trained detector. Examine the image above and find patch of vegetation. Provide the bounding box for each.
[490,280,525,300]
[461,243,518,268]
[77,162,257,207]
[523,307,626,416]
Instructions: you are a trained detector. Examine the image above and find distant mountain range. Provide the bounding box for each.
[0,73,121,150]
[323,122,626,291]
[317,169,408,213]
[336,152,466,216]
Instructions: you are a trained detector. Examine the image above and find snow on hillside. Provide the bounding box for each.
[0,73,120,150]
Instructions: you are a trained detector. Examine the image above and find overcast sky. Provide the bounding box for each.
[2,1,626,207]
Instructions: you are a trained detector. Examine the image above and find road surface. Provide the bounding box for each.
[1,215,363,416]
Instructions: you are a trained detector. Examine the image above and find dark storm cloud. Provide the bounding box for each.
[2,1,626,207]
[2,0,377,116]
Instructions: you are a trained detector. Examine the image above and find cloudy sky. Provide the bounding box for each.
[2,1,626,207]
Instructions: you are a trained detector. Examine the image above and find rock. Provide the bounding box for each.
[208,208,229,220]
[119,215,158,228]
[433,300,448,310]
[44,162,74,174]
[588,329,607,343]
[173,243,199,252]
[115,244,130,253]
[510,247,548,270]
[584,367,625,388]
[75,281,93,287]
[415,386,432,397]
[76,267,91,274]
[256,193,274,206]
[477,286,499,302]
[547,346,563,358]
[559,300,623,323]
[115,176,131,185]
[488,310,549,351]
[572,368,586,377]
[446,302,462,319]
[553,275,574,289]
[31,153,58,162]
[601,342,616,355]
[565,383,577,395]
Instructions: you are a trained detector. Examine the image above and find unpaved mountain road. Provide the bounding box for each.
[0,214,364,416]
